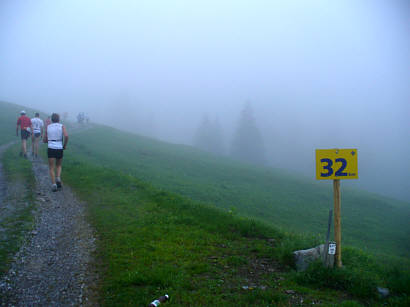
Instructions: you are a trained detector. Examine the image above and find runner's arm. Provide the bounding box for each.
[62,126,69,149]
[43,128,48,143]
[16,119,20,136]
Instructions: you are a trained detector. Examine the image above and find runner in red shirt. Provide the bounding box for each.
[16,110,32,158]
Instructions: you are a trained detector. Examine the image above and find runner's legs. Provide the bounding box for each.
[31,134,35,154]
[22,139,27,155]
[56,158,63,180]
[48,158,56,184]
[34,136,40,155]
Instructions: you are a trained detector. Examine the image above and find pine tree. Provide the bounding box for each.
[230,103,265,165]
[194,115,212,152]
[210,117,225,155]
[194,115,225,155]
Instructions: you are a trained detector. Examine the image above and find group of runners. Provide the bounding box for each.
[16,111,69,192]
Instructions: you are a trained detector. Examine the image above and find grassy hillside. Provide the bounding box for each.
[67,126,410,259]
[59,151,409,307]
[62,151,409,306]
[1,102,409,305]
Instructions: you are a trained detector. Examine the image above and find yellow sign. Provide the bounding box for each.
[316,149,358,180]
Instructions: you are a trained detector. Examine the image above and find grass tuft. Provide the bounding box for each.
[0,145,36,275]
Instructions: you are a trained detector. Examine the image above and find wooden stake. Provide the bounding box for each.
[333,179,342,267]
[324,209,333,267]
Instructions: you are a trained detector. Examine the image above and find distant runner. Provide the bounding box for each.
[45,116,51,128]
[16,110,32,158]
[43,113,69,192]
[31,112,44,158]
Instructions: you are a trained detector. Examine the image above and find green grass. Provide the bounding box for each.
[0,145,36,275]
[66,126,410,259]
[63,126,410,306]
[1,102,409,305]
[62,157,354,306]
[61,153,410,306]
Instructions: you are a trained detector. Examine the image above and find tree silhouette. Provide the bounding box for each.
[194,115,225,155]
[210,117,224,155]
[230,103,265,165]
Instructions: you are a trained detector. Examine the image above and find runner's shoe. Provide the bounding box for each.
[52,184,58,192]
[56,180,62,189]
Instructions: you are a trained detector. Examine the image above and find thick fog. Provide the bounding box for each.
[1,0,409,201]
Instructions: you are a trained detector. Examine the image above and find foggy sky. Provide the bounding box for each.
[1,0,409,201]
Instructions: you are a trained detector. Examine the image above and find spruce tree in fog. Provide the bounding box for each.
[210,118,224,155]
[230,103,265,165]
[194,115,211,152]
[194,115,225,155]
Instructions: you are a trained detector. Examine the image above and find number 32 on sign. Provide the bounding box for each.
[316,149,358,180]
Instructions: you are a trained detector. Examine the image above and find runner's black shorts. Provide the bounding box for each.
[48,148,64,159]
[21,129,30,140]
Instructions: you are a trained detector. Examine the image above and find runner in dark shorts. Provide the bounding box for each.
[16,110,32,158]
[48,148,64,159]
[43,113,69,192]
[21,129,31,140]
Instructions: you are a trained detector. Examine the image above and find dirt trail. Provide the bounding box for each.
[0,149,98,306]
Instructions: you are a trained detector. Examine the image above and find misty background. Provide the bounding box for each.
[1,0,409,201]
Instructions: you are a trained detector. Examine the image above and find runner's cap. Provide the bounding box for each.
[20,110,26,115]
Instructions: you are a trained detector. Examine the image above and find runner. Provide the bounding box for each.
[31,112,44,159]
[43,113,69,192]
[45,115,51,127]
[16,110,32,158]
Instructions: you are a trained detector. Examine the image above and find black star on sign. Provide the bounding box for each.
[351,151,356,156]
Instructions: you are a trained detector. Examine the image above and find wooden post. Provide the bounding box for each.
[333,179,342,267]
[324,209,333,267]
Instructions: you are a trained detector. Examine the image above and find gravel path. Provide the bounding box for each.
[0,151,98,306]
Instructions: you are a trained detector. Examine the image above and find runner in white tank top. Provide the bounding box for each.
[31,113,44,158]
[47,123,64,149]
[43,113,69,192]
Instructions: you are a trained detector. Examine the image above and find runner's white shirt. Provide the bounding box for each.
[47,123,64,149]
[31,117,44,133]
